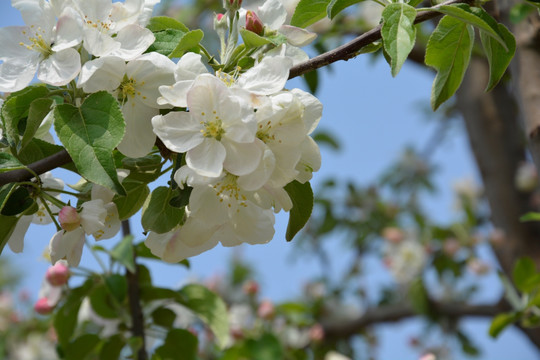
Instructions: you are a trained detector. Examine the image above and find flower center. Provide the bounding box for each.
[216,68,241,87]
[213,174,248,211]
[84,15,113,33]
[119,78,137,100]
[200,111,225,140]
[256,120,276,143]
[19,27,52,57]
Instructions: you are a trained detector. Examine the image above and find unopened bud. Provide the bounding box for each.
[243,280,259,296]
[246,11,264,36]
[46,261,70,286]
[309,323,324,342]
[224,0,242,11]
[382,227,404,244]
[34,298,55,315]
[214,13,227,31]
[257,299,275,319]
[59,206,81,231]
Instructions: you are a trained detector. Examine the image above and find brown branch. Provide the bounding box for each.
[288,0,472,80]
[122,220,148,360]
[0,149,72,186]
[323,300,508,339]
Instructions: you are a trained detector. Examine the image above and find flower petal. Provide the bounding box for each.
[110,24,155,60]
[152,112,204,153]
[186,139,226,177]
[7,215,33,253]
[0,59,38,93]
[236,56,292,95]
[222,140,263,176]
[279,25,317,47]
[77,56,125,93]
[118,100,159,158]
[37,48,81,86]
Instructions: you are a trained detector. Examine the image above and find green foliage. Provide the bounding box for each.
[178,284,230,348]
[170,29,204,58]
[147,16,190,32]
[0,153,25,173]
[291,0,332,28]
[381,3,417,77]
[284,180,314,242]
[327,0,365,19]
[0,214,19,255]
[54,91,126,195]
[240,28,272,48]
[113,179,150,220]
[155,329,198,360]
[490,312,519,338]
[64,334,101,360]
[147,29,187,56]
[425,16,474,110]
[142,186,185,233]
[110,235,136,273]
[513,257,540,293]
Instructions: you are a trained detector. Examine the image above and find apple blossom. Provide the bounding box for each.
[45,260,70,286]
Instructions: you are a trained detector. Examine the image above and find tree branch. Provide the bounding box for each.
[0,149,72,186]
[288,0,472,80]
[323,300,508,339]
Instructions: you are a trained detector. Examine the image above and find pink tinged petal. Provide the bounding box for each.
[110,25,155,60]
[77,56,125,93]
[93,203,120,240]
[7,215,33,253]
[152,112,204,152]
[53,8,84,51]
[158,81,193,107]
[174,52,208,81]
[37,48,81,86]
[49,228,85,267]
[258,0,287,30]
[0,60,38,93]
[279,25,317,47]
[118,100,158,158]
[187,139,226,177]
[223,140,263,176]
[83,27,120,57]
[237,142,275,191]
[236,56,292,95]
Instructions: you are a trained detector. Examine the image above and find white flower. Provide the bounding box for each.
[90,183,121,240]
[324,351,352,360]
[68,0,156,60]
[152,74,261,177]
[78,53,176,158]
[515,162,538,192]
[78,297,120,337]
[10,333,59,360]
[0,0,81,92]
[384,238,426,284]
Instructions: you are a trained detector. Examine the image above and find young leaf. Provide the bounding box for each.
[110,235,136,273]
[147,16,190,32]
[177,284,230,348]
[284,180,314,241]
[0,215,19,255]
[17,138,77,173]
[240,28,272,48]
[100,335,125,360]
[146,29,186,56]
[520,212,540,222]
[381,3,417,77]
[54,91,126,195]
[513,256,540,293]
[435,4,506,49]
[291,0,332,28]
[425,16,474,110]
[21,98,54,149]
[113,179,150,220]
[64,334,101,359]
[141,186,185,233]
[170,29,204,58]
[489,312,519,338]
[327,0,365,19]
[480,23,516,91]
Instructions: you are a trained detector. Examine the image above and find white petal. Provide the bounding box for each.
[110,24,155,60]
[37,48,81,86]
[49,228,85,267]
[232,205,275,245]
[52,8,84,51]
[236,56,292,95]
[222,140,263,176]
[74,0,112,24]
[279,25,317,47]
[258,0,287,30]
[292,88,323,134]
[77,56,125,93]
[186,74,227,117]
[83,27,120,57]
[80,199,107,234]
[238,143,276,191]
[158,81,193,107]
[295,136,321,183]
[93,203,120,240]
[91,184,115,203]
[118,100,158,158]
[13,0,55,31]
[151,112,204,153]
[0,26,37,61]
[174,52,208,81]
[0,60,37,93]
[186,139,226,177]
[188,185,228,224]
[7,215,33,253]
[267,44,309,66]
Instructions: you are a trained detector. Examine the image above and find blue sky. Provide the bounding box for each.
[0,1,538,359]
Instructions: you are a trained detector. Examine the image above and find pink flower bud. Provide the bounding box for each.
[243,280,259,296]
[46,261,70,286]
[225,0,242,11]
[257,299,275,319]
[217,13,224,21]
[246,11,264,36]
[309,323,324,342]
[34,298,55,315]
[382,227,404,244]
[59,206,81,231]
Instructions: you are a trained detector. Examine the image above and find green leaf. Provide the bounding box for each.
[435,4,506,48]
[105,274,128,303]
[147,29,186,56]
[489,312,518,338]
[178,284,229,348]
[312,131,340,150]
[520,212,540,222]
[513,257,540,293]
[1,186,35,216]
[0,215,19,255]
[327,0,365,19]
[113,180,150,220]
[425,16,474,110]
[17,138,77,173]
[303,69,319,94]
[509,3,535,24]
[55,279,94,347]
[291,0,332,28]
[170,29,204,58]
[284,180,314,242]
[54,91,126,195]
[1,85,49,147]
[480,23,516,91]
[64,334,101,360]
[155,329,198,360]
[456,330,479,356]
[110,235,136,272]
[151,307,177,329]
[121,154,163,183]
[99,335,125,360]
[89,283,119,319]
[142,186,185,233]
[147,16,189,32]
[21,98,54,149]
[245,334,284,360]
[240,28,271,48]
[408,277,433,316]
[0,153,25,173]
[381,3,417,77]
